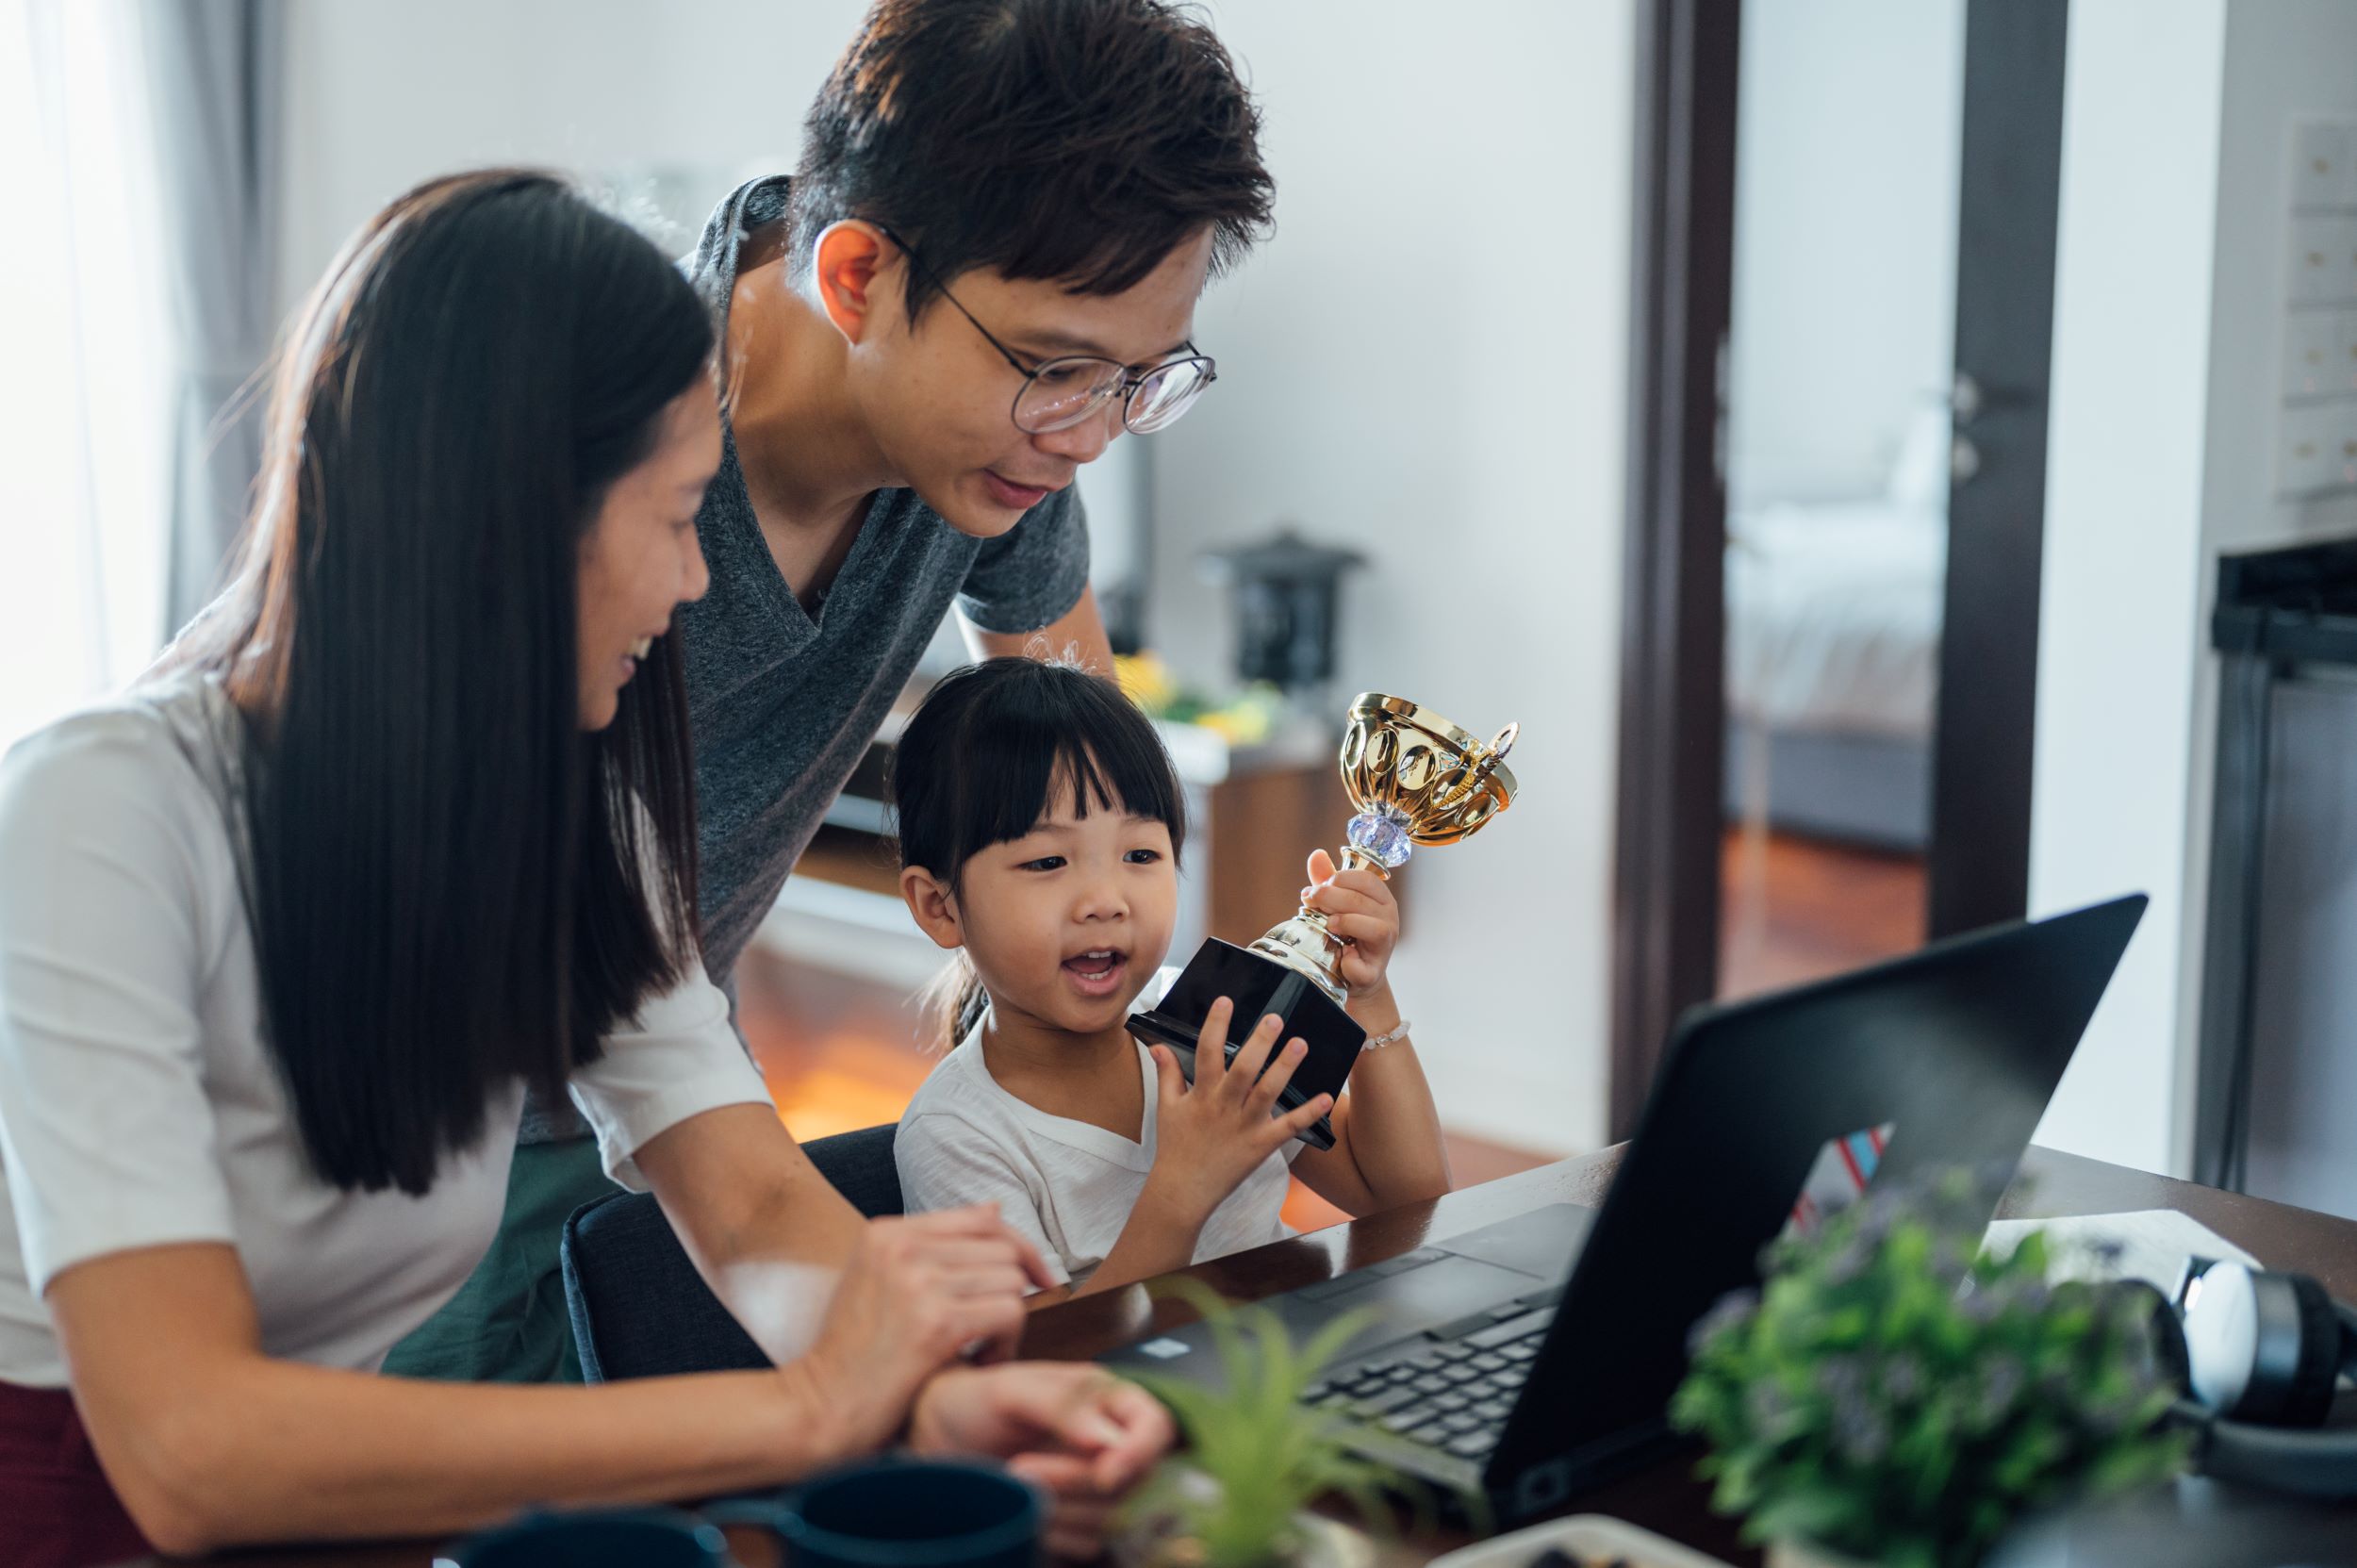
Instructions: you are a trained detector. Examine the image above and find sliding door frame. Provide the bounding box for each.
[1609,0,2066,1133]
[1608,0,1740,1140]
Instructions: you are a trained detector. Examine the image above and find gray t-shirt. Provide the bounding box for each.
[521,175,1089,1144]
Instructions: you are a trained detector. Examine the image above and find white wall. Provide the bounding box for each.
[276,1,1150,601]
[2030,0,2357,1175]
[2178,2,2357,1182]
[1147,1,1635,1153]
[277,0,863,293]
[1726,0,1964,508]
[280,1,1638,1156]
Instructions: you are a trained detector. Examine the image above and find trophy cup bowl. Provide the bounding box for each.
[1128,693,1520,1149]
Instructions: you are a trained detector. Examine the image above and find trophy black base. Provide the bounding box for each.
[1127,938,1363,1151]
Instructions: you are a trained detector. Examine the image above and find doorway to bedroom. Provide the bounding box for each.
[1716,0,1958,999]
[1613,0,2068,1128]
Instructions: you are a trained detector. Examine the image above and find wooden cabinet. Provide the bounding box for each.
[1193,755,1353,947]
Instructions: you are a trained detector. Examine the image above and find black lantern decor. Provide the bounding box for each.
[1198,528,1366,692]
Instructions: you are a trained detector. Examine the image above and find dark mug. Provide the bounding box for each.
[453,1505,730,1566]
[710,1458,1045,1568]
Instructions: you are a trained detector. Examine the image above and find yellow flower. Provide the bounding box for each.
[1115,652,1178,712]
[1195,704,1272,746]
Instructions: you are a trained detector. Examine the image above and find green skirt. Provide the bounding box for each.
[382,1135,620,1384]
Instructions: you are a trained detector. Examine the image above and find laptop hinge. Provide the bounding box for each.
[1490,1417,1677,1521]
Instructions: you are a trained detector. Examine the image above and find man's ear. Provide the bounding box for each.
[811,220,893,348]
[900,864,964,951]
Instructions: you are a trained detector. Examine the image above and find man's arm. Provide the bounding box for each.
[961,583,1114,674]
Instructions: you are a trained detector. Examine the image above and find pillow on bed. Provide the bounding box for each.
[1887,404,1953,511]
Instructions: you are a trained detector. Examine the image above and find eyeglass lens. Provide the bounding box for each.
[1125,360,1208,433]
[1014,357,1210,435]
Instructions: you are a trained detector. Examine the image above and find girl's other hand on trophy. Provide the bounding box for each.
[1300,848,1400,998]
[1142,1000,1332,1225]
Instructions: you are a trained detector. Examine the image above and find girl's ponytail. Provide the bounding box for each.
[920,949,991,1051]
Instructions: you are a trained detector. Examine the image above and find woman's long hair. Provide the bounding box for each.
[890,658,1187,1046]
[168,171,714,1195]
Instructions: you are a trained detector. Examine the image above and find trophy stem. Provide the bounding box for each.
[1244,900,1351,1006]
[1126,695,1518,1159]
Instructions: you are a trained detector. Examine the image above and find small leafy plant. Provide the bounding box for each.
[1120,1279,1407,1568]
[1670,1168,2189,1568]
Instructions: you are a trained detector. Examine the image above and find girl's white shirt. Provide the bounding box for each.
[894,967,1299,1289]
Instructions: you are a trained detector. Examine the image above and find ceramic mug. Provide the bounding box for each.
[709,1457,1045,1568]
[449,1504,730,1566]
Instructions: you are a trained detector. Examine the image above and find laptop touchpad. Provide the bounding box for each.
[1274,1256,1541,1360]
[1436,1202,1594,1279]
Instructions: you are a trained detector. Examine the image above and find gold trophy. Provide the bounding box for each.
[1129,693,1520,1148]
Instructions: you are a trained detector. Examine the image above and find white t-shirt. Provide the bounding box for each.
[895,968,1298,1290]
[0,674,774,1387]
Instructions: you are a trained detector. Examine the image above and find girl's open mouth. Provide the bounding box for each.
[1061,948,1129,998]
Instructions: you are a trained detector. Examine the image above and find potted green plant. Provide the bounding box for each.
[1117,1279,1420,1568]
[1670,1168,2189,1568]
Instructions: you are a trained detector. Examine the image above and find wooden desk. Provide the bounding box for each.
[157,1145,2357,1567]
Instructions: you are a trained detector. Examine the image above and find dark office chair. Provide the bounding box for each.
[562,1122,903,1382]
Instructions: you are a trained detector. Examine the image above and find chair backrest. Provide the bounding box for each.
[562,1122,902,1382]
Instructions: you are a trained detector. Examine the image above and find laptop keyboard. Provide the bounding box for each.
[1301,1291,1558,1461]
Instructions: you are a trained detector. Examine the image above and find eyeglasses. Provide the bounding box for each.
[878,226,1218,436]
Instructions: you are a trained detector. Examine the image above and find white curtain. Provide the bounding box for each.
[0,0,173,750]
[142,0,281,633]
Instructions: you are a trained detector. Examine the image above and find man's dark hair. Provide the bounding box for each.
[171,170,712,1196]
[790,0,1275,320]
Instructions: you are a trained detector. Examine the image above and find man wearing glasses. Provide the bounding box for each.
[386,0,1272,1389]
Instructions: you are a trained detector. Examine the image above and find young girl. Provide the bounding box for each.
[892,659,1453,1302]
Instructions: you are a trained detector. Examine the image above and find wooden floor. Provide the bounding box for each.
[1718,826,1926,1001]
[733,956,942,1143]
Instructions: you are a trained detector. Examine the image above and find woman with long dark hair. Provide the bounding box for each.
[0,170,1165,1568]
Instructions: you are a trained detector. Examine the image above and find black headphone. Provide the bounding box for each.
[2118,1260,2357,1499]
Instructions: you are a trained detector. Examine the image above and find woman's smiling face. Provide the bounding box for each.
[573,380,723,731]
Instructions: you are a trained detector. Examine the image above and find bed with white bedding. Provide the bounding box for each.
[1722,418,1948,850]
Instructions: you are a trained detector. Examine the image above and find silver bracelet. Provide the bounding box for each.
[1361,1017,1413,1051]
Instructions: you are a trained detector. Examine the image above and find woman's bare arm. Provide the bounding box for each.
[48,1242,859,1557]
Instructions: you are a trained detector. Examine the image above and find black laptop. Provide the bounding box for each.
[1100,894,2147,1523]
